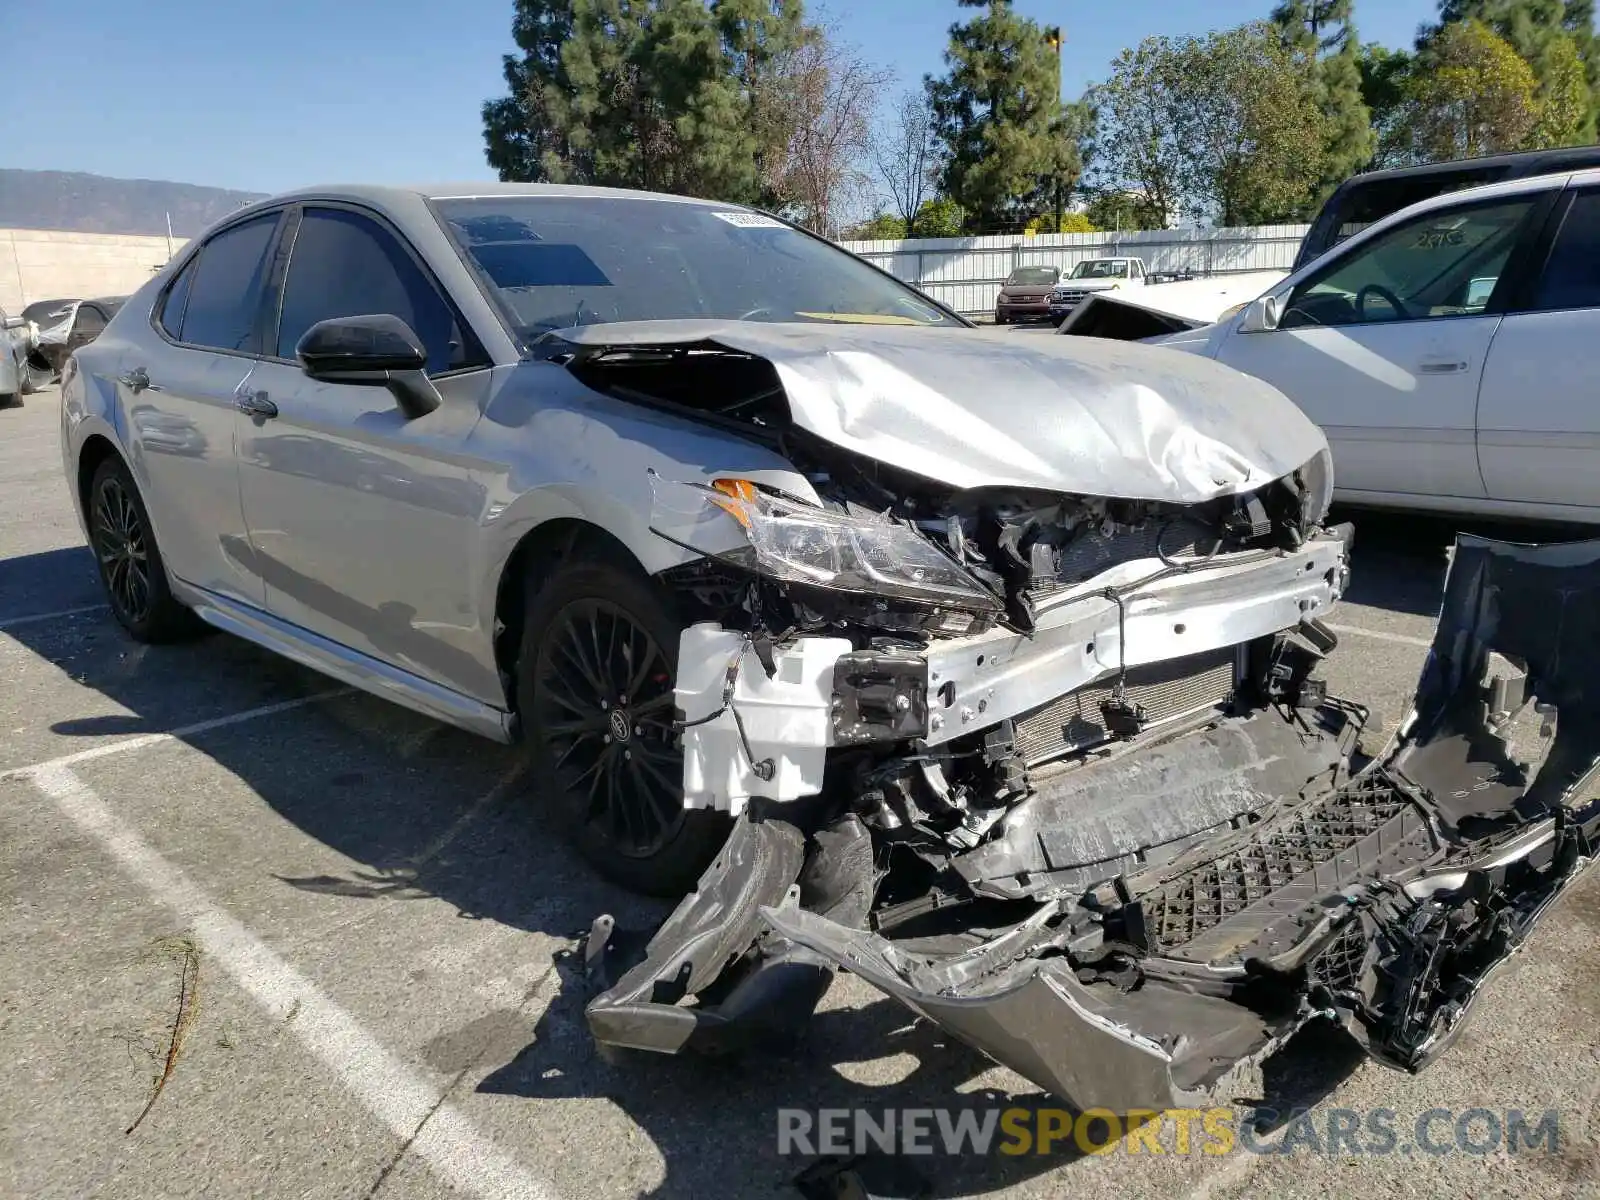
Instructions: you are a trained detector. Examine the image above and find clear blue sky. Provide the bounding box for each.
[8,0,1440,194]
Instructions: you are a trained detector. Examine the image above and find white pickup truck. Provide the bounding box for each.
[1045,257,1147,320]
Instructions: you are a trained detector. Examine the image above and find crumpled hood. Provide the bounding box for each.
[555,319,1328,503]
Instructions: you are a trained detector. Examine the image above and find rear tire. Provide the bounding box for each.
[87,456,203,643]
[516,559,730,896]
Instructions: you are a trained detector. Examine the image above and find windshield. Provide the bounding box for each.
[1069,261,1129,279]
[432,197,959,340]
[1005,267,1059,287]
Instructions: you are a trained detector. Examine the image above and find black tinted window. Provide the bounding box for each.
[181,214,278,352]
[276,208,469,373]
[157,259,196,339]
[75,306,106,336]
[1530,192,1600,311]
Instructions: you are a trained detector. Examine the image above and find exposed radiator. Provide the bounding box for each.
[1012,646,1238,766]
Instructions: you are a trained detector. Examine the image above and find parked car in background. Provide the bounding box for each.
[1,306,37,406]
[992,264,1061,323]
[1154,167,1600,524]
[1293,144,1600,272]
[22,297,123,382]
[1045,256,1146,321]
[1056,148,1600,342]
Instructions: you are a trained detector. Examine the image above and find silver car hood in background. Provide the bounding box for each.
[556,320,1327,503]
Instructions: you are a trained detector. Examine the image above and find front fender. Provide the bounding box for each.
[465,362,815,656]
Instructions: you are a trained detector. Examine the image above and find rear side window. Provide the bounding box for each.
[275,208,472,373]
[157,260,196,339]
[1528,191,1600,311]
[75,306,106,337]
[178,214,279,352]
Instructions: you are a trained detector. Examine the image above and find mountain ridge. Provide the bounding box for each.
[0,169,268,236]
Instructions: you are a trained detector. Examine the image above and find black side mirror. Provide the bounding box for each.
[296,314,441,419]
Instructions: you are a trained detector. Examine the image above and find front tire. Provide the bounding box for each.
[516,560,730,896]
[87,456,202,643]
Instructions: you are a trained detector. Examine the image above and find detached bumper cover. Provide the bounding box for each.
[587,536,1600,1112]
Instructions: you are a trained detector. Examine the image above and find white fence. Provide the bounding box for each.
[837,224,1311,317]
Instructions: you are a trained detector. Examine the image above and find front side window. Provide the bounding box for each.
[275,208,472,373]
[1528,191,1600,312]
[179,213,279,352]
[433,196,960,341]
[1282,198,1539,329]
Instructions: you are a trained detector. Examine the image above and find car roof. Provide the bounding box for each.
[222,181,739,218]
[1331,145,1600,191]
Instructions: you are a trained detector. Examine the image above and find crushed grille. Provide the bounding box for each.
[1013,646,1236,766]
[1143,775,1409,950]
[1309,920,1370,994]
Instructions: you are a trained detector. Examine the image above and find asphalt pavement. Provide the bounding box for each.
[2,384,1597,1199]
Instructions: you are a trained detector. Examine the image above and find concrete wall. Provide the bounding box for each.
[1,228,189,313]
[838,224,1311,316]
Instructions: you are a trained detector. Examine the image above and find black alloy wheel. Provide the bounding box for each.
[94,471,151,625]
[518,561,730,896]
[86,457,201,643]
[532,598,683,859]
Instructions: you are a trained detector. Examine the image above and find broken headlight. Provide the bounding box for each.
[650,475,1002,615]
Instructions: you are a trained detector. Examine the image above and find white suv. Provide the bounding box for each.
[1162,169,1600,523]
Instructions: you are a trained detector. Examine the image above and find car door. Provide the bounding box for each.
[236,204,498,701]
[129,209,285,606]
[1476,185,1600,511]
[1212,192,1551,501]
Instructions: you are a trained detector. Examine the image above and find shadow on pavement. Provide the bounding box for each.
[1338,506,1600,620]
[0,545,104,619]
[472,946,1366,1198]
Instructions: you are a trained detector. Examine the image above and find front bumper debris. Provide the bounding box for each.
[585,535,1600,1111]
[675,527,1350,813]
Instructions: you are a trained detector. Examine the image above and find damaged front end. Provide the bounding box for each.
[585,525,1600,1111]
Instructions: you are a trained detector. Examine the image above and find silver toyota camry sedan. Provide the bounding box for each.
[60,183,1600,1112]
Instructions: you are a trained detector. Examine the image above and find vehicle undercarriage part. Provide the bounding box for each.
[586,535,1600,1111]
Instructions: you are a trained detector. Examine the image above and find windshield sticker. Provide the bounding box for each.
[711,211,789,229]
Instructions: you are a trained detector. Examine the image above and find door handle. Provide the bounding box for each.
[1417,359,1469,375]
[118,367,161,393]
[234,390,278,419]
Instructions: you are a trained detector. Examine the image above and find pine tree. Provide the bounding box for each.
[481,0,578,183]
[924,1,1079,233]
[480,0,809,202]
[1428,0,1597,139]
[1271,1,1376,202]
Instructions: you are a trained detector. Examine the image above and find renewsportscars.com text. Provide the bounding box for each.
[776,1106,1564,1158]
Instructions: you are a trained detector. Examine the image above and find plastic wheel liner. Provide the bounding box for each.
[583,536,1600,1112]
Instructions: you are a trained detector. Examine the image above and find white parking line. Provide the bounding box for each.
[0,602,109,630]
[1324,623,1434,650]
[0,689,355,781]
[26,762,559,1200]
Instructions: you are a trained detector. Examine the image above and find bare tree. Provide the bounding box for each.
[870,89,940,237]
[773,32,891,238]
